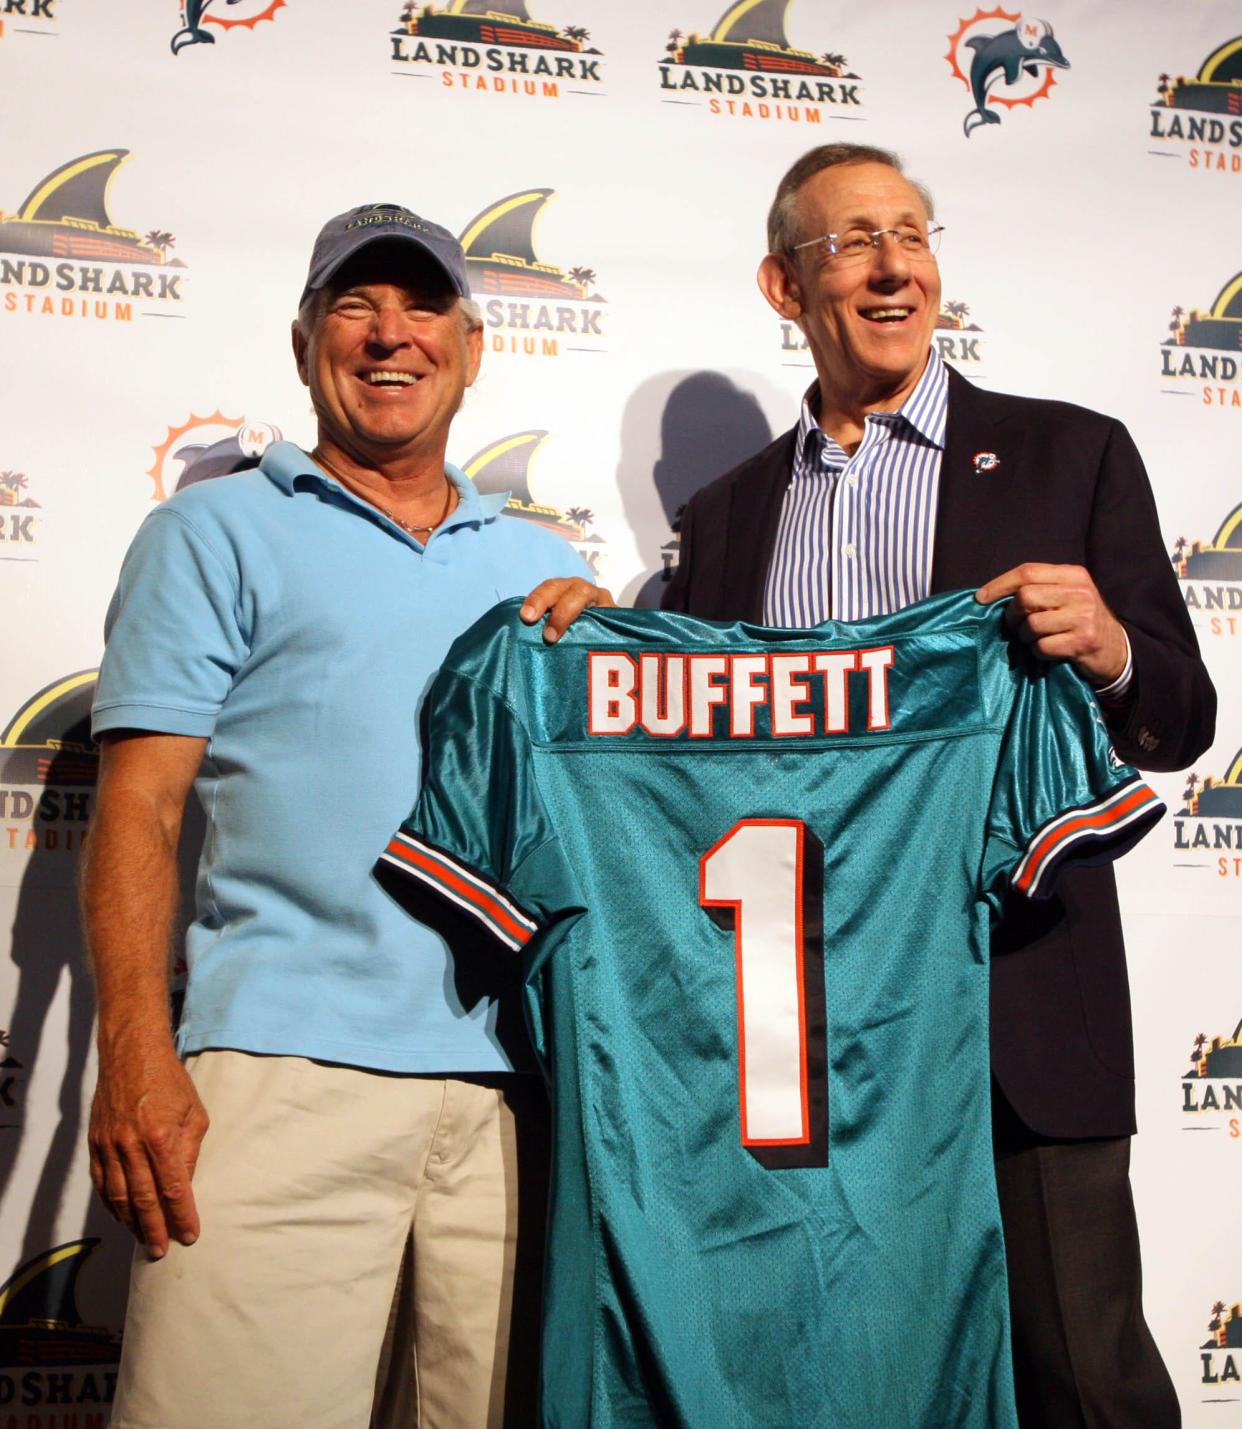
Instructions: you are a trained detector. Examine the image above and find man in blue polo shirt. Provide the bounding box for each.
[82,203,611,1428]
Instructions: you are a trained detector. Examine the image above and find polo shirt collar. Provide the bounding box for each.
[798,348,948,463]
[258,442,508,528]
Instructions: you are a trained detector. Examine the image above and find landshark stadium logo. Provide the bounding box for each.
[659,0,861,124]
[0,1029,23,1132]
[0,0,58,43]
[460,189,605,358]
[1171,501,1242,641]
[1182,1019,1242,1138]
[463,430,606,575]
[1173,749,1242,880]
[0,1240,120,1422]
[171,0,286,56]
[148,413,282,501]
[0,149,186,323]
[0,672,97,882]
[391,1,604,98]
[779,298,986,372]
[1150,35,1242,173]
[0,466,41,561]
[1161,270,1242,410]
[1200,1300,1242,1397]
[945,10,1069,139]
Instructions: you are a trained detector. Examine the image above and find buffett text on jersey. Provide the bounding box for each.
[588,648,895,738]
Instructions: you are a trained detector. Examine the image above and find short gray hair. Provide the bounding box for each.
[295,290,483,337]
[767,143,935,254]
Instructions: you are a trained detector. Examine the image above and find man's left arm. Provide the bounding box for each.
[976,419,1215,771]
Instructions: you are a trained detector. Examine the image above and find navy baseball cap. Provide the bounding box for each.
[299,203,469,307]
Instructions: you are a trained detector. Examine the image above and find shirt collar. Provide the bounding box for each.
[798,349,949,463]
[259,443,508,528]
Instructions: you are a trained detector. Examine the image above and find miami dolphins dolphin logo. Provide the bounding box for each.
[172,0,245,54]
[949,13,1070,138]
[171,0,286,55]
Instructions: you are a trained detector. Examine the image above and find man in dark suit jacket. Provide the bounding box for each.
[664,143,1214,1427]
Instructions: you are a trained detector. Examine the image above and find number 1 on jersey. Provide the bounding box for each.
[699,819,829,1171]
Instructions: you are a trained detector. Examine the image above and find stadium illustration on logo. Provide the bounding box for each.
[1180,751,1242,819]
[1154,34,1242,114]
[1164,271,1242,354]
[1204,1301,1242,1351]
[171,0,286,56]
[0,149,182,267]
[0,466,41,557]
[1185,1020,1242,1081]
[1171,503,1242,580]
[936,300,980,333]
[459,190,602,303]
[0,1240,121,1376]
[0,673,98,791]
[663,0,855,77]
[945,10,1069,138]
[393,0,595,53]
[464,430,605,569]
[148,413,282,501]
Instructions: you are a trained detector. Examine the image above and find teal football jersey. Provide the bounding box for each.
[379,590,1163,1429]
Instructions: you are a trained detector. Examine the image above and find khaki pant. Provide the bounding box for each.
[111,1051,549,1429]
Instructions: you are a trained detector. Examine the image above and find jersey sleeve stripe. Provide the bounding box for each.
[1011,781,1164,898]
[380,833,538,950]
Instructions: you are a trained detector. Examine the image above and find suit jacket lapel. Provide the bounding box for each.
[932,367,1023,592]
[725,428,797,622]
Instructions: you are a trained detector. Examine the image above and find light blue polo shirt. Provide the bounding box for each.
[93,441,589,1072]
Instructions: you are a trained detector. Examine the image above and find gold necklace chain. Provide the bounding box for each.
[312,449,456,537]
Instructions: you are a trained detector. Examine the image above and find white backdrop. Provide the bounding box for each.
[1,2,1239,1422]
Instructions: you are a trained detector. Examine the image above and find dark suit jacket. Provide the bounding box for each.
[662,365,1215,1138]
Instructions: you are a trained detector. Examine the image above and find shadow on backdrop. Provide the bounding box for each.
[616,371,772,609]
[2,731,205,1327]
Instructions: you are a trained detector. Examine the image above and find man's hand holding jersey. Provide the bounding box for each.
[521,577,616,643]
[977,563,1130,689]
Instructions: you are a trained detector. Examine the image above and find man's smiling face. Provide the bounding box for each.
[771,162,940,410]
[294,240,481,467]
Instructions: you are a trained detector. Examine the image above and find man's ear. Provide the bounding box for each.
[292,321,309,387]
[464,320,483,389]
[757,252,803,321]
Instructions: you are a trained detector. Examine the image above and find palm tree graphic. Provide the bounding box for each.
[563,24,589,44]
[0,471,28,506]
[1170,535,1187,568]
[144,230,176,263]
[944,300,971,322]
[1190,1031,1207,1066]
[1210,1302,1227,1334]
[568,266,596,295]
[565,506,595,535]
[819,52,848,72]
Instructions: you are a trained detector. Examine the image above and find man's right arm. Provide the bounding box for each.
[82,730,209,1259]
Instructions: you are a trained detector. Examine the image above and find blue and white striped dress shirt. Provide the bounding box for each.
[761,350,1134,695]
[763,351,948,628]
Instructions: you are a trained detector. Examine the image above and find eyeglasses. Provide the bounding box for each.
[788,224,944,266]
